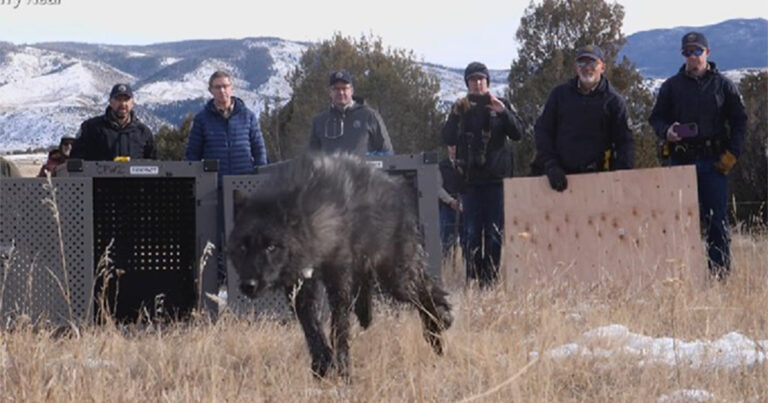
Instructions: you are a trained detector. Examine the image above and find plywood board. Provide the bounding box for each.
[503,166,707,289]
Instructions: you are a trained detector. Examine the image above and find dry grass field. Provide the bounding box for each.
[4,154,46,178]
[2,160,766,401]
[1,231,766,402]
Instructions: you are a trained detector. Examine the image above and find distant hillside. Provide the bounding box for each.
[1,18,766,152]
[620,18,768,77]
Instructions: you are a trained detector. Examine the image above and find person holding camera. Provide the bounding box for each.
[649,32,747,280]
[442,61,523,287]
[533,45,634,192]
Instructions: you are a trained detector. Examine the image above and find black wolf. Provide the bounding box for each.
[227,153,453,377]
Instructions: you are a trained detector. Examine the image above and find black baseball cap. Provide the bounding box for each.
[329,70,353,86]
[681,32,708,49]
[576,45,605,61]
[109,83,133,99]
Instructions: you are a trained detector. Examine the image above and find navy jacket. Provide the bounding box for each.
[648,62,747,157]
[71,108,156,161]
[185,97,268,175]
[534,76,634,174]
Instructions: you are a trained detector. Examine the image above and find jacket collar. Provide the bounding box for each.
[677,61,719,79]
[206,96,244,117]
[103,107,136,129]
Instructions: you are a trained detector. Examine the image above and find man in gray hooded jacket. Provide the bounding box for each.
[309,70,393,156]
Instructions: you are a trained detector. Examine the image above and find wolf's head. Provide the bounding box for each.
[227,188,312,298]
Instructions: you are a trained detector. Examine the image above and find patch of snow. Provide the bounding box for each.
[657,389,715,403]
[537,324,768,370]
[160,57,181,67]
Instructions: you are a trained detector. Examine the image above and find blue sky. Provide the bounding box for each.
[1,0,765,68]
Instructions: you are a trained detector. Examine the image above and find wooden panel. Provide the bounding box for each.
[503,166,707,289]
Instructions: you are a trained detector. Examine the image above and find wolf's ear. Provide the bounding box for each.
[233,189,248,215]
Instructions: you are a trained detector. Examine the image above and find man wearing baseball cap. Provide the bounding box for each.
[533,44,635,192]
[308,70,393,155]
[649,32,747,280]
[71,83,156,161]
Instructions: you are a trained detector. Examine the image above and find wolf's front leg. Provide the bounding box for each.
[325,279,353,379]
[290,278,332,377]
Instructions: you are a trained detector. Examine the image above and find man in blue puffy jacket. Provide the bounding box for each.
[185,70,268,174]
[649,32,747,280]
[185,70,268,286]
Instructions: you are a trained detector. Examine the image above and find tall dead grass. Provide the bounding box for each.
[1,230,766,402]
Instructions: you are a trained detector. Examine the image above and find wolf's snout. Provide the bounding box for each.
[239,279,259,298]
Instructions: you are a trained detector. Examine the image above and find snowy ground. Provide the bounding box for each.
[531,324,767,402]
[533,324,767,370]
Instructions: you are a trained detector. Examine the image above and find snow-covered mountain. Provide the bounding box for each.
[0,37,487,152]
[1,18,766,152]
[620,18,768,78]
[0,38,312,151]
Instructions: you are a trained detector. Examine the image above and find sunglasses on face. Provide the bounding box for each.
[577,59,598,68]
[682,48,704,57]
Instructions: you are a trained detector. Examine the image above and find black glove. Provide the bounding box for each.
[545,163,568,192]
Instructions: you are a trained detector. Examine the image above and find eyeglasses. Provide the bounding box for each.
[577,59,598,68]
[210,84,231,90]
[681,48,704,57]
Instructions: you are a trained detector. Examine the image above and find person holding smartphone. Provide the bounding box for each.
[442,61,523,287]
[649,32,747,280]
[533,45,635,192]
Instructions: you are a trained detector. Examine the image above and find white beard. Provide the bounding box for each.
[579,72,599,85]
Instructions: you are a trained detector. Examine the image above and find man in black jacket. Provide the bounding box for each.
[533,45,634,191]
[71,83,156,161]
[443,61,523,287]
[649,32,747,280]
[309,70,393,156]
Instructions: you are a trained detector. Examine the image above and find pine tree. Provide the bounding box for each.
[731,71,768,224]
[260,34,446,160]
[508,0,657,175]
[155,114,194,161]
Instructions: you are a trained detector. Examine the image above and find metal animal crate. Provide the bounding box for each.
[0,160,219,326]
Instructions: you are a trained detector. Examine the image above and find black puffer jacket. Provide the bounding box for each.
[71,107,156,161]
[533,76,634,174]
[649,62,747,157]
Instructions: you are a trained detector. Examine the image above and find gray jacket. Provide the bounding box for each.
[309,100,393,155]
